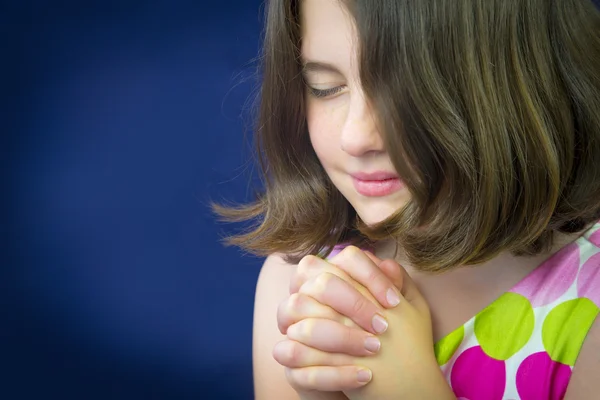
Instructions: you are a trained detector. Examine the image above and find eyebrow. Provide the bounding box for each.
[301,61,342,74]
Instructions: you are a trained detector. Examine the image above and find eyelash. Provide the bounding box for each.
[307,86,345,99]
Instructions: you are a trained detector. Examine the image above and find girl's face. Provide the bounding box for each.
[300,0,410,225]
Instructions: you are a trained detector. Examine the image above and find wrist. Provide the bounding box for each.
[427,367,455,400]
[407,356,455,400]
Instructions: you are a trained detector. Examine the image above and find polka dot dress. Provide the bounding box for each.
[435,222,600,399]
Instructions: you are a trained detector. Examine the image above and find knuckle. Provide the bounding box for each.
[345,245,361,256]
[289,319,314,340]
[276,300,287,321]
[300,319,315,338]
[276,319,288,335]
[285,343,295,364]
[290,343,304,365]
[281,341,299,364]
[287,293,304,313]
[284,368,298,388]
[287,322,299,339]
[306,369,318,387]
[277,299,296,333]
[367,270,390,294]
[351,296,368,315]
[337,245,359,261]
[365,268,381,284]
[298,254,320,273]
[315,272,331,290]
[342,327,359,351]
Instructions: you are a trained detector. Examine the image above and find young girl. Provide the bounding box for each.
[215,0,600,398]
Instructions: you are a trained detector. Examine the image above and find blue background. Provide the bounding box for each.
[6,1,600,399]
[5,1,263,399]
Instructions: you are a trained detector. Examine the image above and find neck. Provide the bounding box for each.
[375,227,588,279]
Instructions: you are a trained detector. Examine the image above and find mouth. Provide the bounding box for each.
[351,172,403,197]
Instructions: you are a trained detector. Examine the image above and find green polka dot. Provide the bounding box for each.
[542,298,599,366]
[434,325,464,366]
[474,292,534,360]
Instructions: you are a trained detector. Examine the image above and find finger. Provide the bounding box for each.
[363,250,382,265]
[377,258,404,291]
[290,254,357,295]
[287,318,382,356]
[277,292,359,335]
[299,272,388,335]
[330,246,402,308]
[382,259,429,314]
[285,366,372,392]
[364,252,426,315]
[364,250,405,296]
[273,340,355,368]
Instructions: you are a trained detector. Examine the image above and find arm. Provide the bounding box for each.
[564,314,600,399]
[253,254,348,400]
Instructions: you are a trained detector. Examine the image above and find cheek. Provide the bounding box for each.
[306,103,343,162]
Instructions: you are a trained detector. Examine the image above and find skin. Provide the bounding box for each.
[278,248,454,399]
[301,0,410,226]
[252,0,600,398]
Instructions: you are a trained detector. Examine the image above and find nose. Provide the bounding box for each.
[340,90,385,157]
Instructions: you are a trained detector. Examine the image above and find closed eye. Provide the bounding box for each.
[307,85,345,99]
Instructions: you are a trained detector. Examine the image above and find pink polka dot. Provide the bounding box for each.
[589,229,600,247]
[451,346,506,400]
[577,252,600,307]
[516,351,571,400]
[511,243,579,307]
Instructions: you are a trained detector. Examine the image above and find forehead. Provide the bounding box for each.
[300,0,357,63]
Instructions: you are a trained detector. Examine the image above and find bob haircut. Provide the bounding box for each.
[214,0,600,272]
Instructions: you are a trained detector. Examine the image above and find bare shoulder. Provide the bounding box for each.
[564,312,600,398]
[253,253,299,400]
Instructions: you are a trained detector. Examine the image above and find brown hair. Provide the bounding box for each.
[214,0,600,272]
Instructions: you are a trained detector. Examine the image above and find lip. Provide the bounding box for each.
[351,171,399,181]
[351,171,403,197]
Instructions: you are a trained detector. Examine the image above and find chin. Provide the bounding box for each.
[354,207,397,226]
[340,187,410,226]
[350,194,411,226]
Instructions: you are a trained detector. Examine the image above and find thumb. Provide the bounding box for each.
[365,250,428,312]
[363,250,404,291]
[380,259,429,314]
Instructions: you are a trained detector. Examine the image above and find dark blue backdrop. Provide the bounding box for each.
[6,1,263,399]
[7,1,600,399]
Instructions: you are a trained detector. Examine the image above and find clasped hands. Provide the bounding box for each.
[273,246,455,400]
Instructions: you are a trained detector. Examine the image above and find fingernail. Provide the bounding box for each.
[386,288,400,307]
[357,369,372,383]
[364,336,381,353]
[372,314,388,334]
